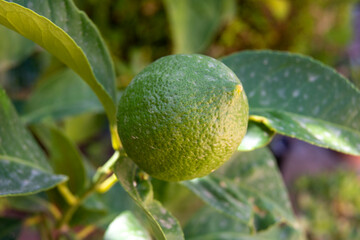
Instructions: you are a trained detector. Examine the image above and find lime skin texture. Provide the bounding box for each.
[117,54,249,181]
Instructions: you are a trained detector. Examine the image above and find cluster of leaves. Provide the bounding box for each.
[0,0,359,239]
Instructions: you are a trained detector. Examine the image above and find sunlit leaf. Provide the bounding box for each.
[238,121,275,151]
[104,211,151,240]
[222,50,360,155]
[0,0,119,148]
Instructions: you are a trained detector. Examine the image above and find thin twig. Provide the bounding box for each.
[57,151,120,229]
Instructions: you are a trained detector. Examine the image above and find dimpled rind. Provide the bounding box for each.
[117,54,249,181]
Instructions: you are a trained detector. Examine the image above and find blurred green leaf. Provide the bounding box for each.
[164,0,235,53]
[104,211,151,240]
[183,148,298,235]
[182,176,252,224]
[217,148,295,224]
[22,69,103,124]
[34,124,87,195]
[184,206,249,239]
[0,25,35,71]
[0,88,66,196]
[222,50,360,155]
[3,194,50,213]
[186,217,305,240]
[151,179,202,224]
[63,112,106,145]
[184,206,302,240]
[238,121,275,151]
[0,0,119,148]
[115,155,184,240]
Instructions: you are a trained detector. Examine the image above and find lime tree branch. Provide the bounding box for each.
[57,151,120,229]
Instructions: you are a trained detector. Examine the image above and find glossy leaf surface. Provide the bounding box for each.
[0,0,119,148]
[104,211,151,240]
[238,121,275,151]
[222,51,360,155]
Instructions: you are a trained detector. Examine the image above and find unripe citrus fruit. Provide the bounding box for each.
[117,54,248,181]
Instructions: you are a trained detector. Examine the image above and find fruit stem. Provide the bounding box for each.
[96,173,118,193]
[248,115,269,124]
[110,125,122,150]
[93,150,120,183]
[57,151,120,229]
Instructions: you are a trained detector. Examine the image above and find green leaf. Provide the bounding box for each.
[186,220,302,240]
[0,88,67,196]
[164,0,235,53]
[63,112,106,144]
[216,148,296,225]
[0,24,34,71]
[222,50,360,155]
[33,124,87,195]
[184,206,303,240]
[0,0,120,148]
[104,211,151,240]
[238,121,275,151]
[252,224,304,240]
[182,176,253,224]
[183,148,297,234]
[22,68,103,124]
[115,155,184,240]
[184,206,250,239]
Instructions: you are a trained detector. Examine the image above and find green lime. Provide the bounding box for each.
[117,54,248,181]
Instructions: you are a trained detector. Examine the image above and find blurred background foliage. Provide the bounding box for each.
[295,170,360,240]
[72,0,357,88]
[1,0,360,238]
